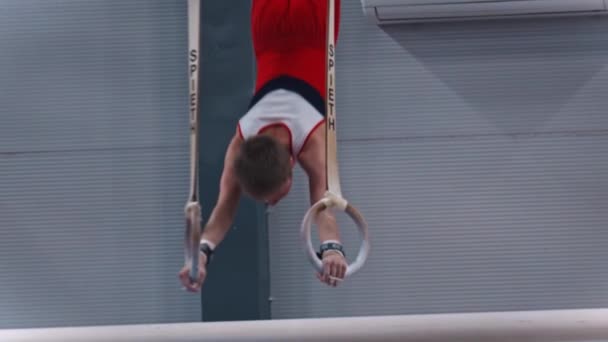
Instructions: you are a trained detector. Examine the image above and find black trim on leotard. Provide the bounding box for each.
[249,75,326,116]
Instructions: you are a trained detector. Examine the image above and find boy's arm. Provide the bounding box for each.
[200,131,243,248]
[299,125,341,242]
[180,131,243,292]
[299,126,347,287]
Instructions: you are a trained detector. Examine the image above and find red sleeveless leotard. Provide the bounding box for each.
[251,0,340,98]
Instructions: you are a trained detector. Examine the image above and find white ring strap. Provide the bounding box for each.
[184,0,202,284]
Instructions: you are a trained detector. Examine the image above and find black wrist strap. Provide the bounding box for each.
[316,242,345,260]
[199,243,214,265]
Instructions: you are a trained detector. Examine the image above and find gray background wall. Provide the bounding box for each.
[0,0,267,329]
[268,2,608,319]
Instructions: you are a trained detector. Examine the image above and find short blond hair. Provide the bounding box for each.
[234,135,291,197]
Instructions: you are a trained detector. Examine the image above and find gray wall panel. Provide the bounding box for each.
[0,0,199,329]
[268,2,608,319]
[0,149,193,327]
[335,11,608,141]
[0,0,186,152]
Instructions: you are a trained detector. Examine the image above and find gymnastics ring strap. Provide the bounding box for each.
[300,191,370,277]
[300,0,370,278]
[184,0,201,284]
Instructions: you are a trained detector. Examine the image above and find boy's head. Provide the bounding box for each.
[234,135,294,205]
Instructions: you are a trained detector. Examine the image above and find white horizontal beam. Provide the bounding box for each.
[1,308,608,342]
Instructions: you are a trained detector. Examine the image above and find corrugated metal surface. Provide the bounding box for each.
[267,2,608,318]
[0,0,200,328]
